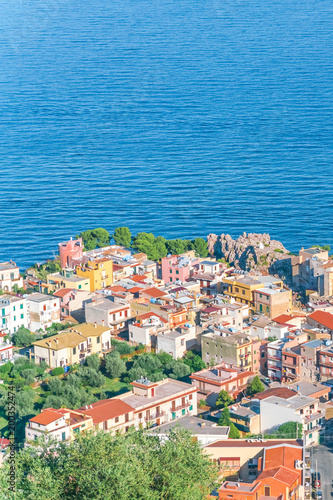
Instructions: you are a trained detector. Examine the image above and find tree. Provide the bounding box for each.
[12,327,36,347]
[228,422,240,439]
[113,227,132,247]
[79,228,110,250]
[184,352,206,372]
[77,367,106,387]
[113,341,134,355]
[216,390,234,408]
[86,353,101,372]
[105,352,127,379]
[0,428,218,500]
[166,239,187,256]
[48,376,63,396]
[164,360,191,379]
[192,238,209,257]
[218,407,231,427]
[132,354,162,375]
[247,375,265,396]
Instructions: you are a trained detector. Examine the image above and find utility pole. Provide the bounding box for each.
[316,459,318,498]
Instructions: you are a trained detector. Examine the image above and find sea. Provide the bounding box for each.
[0,0,332,269]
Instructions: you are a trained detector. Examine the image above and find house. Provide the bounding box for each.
[291,247,332,295]
[223,275,283,307]
[129,312,168,346]
[84,296,131,333]
[253,286,292,319]
[307,310,333,335]
[267,336,306,382]
[33,323,112,368]
[190,363,254,406]
[58,237,83,269]
[205,439,303,486]
[317,342,333,379]
[40,268,90,294]
[0,261,23,292]
[201,330,260,372]
[77,377,198,433]
[0,295,28,334]
[0,332,14,364]
[27,293,61,332]
[149,415,229,445]
[53,288,98,321]
[250,316,290,340]
[25,407,93,445]
[76,258,113,291]
[156,324,197,359]
[0,437,10,466]
[161,255,200,284]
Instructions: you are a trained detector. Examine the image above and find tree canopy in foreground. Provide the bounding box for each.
[0,428,218,500]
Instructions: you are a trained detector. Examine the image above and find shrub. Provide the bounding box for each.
[52,367,65,376]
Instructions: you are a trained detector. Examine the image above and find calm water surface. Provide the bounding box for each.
[0,0,332,267]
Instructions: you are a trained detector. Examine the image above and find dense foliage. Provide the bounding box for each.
[215,389,234,408]
[218,407,240,439]
[78,227,111,250]
[0,429,218,500]
[246,375,265,396]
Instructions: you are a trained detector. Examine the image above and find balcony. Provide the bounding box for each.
[283,358,298,368]
[319,357,333,368]
[171,401,191,412]
[144,411,166,422]
[302,410,323,423]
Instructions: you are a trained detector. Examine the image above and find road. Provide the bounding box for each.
[312,443,333,499]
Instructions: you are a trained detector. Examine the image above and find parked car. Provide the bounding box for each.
[262,377,271,385]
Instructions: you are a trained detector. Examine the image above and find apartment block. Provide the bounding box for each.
[129,312,168,346]
[76,258,113,291]
[0,261,23,292]
[156,324,197,359]
[41,268,90,294]
[161,255,199,284]
[84,296,131,333]
[223,274,283,307]
[0,295,28,334]
[253,286,292,319]
[27,293,61,332]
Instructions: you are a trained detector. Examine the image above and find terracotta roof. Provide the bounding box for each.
[29,409,64,426]
[128,286,145,293]
[138,312,168,323]
[264,445,302,471]
[309,310,333,330]
[251,387,297,400]
[257,466,300,486]
[272,314,297,324]
[53,288,74,298]
[201,306,221,313]
[130,275,148,282]
[206,439,302,448]
[141,287,167,298]
[0,438,10,449]
[108,285,127,292]
[78,399,134,424]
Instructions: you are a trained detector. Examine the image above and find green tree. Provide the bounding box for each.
[216,390,234,408]
[228,422,240,439]
[86,353,101,372]
[113,341,134,356]
[218,407,231,427]
[113,227,132,247]
[184,352,206,372]
[192,238,209,257]
[47,376,63,396]
[12,327,36,347]
[105,352,127,379]
[132,354,162,375]
[166,239,187,256]
[79,228,110,250]
[164,360,191,379]
[247,375,265,396]
[0,428,218,500]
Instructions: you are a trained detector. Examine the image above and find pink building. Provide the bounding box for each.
[58,238,83,269]
[161,255,199,284]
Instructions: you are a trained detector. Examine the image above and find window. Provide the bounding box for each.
[14,316,16,321]
[97,337,100,344]
[62,432,66,441]
[176,270,179,275]
[1,309,5,316]
[189,405,193,411]
[73,427,80,434]
[13,306,15,312]
[242,289,245,295]
[115,416,119,423]
[259,293,262,298]
[181,338,185,347]
[103,421,108,430]
[189,394,192,400]
[261,352,265,358]
[73,347,76,355]
[266,306,269,313]
[170,269,172,273]
[254,350,256,354]
[62,308,64,312]
[172,412,176,420]
[264,487,271,496]
[10,272,14,280]
[259,304,263,312]
[182,409,185,416]
[125,413,129,422]
[52,350,55,356]
[138,413,142,419]
[235,287,239,293]
[78,285,82,290]
[21,313,24,319]
[170,278,172,282]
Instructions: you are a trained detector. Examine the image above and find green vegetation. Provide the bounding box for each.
[32,258,62,280]
[12,327,37,347]
[78,227,111,251]
[274,248,284,253]
[249,421,303,440]
[113,226,132,247]
[0,428,218,500]
[217,408,240,438]
[311,245,331,252]
[215,389,234,408]
[246,375,265,396]
[267,335,277,342]
[183,350,206,372]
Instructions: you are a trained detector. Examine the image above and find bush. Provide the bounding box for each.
[114,342,134,356]
[52,367,65,376]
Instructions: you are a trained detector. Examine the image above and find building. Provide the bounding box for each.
[58,238,84,269]
[0,295,28,334]
[25,407,93,445]
[129,312,168,346]
[161,255,199,284]
[205,439,303,486]
[291,247,329,294]
[0,332,14,364]
[190,363,254,406]
[76,259,113,291]
[317,342,333,379]
[0,261,23,292]
[156,324,197,359]
[78,377,198,432]
[253,287,292,319]
[223,275,283,307]
[27,293,61,332]
[267,336,306,382]
[33,323,112,368]
[201,330,260,372]
[84,296,131,333]
[250,316,290,340]
[149,415,229,446]
[307,310,333,335]
[53,288,98,321]
[41,268,90,294]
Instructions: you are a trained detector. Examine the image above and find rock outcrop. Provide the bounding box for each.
[207,232,292,279]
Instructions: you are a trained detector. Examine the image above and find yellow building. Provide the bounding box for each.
[76,258,113,291]
[33,322,113,368]
[223,275,283,307]
[40,268,90,294]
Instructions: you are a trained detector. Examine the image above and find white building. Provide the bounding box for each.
[0,332,14,364]
[27,293,61,332]
[84,296,131,333]
[156,324,197,359]
[0,295,28,334]
[129,312,168,345]
[0,262,23,292]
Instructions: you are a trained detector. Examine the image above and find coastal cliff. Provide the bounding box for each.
[207,232,292,278]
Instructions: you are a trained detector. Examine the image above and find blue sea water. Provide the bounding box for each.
[0,0,332,268]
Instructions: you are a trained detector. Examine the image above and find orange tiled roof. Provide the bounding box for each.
[53,288,74,297]
[78,399,134,424]
[141,287,167,298]
[130,275,148,282]
[264,445,302,471]
[29,409,64,426]
[252,387,297,400]
[137,311,168,323]
[309,310,333,330]
[257,466,300,486]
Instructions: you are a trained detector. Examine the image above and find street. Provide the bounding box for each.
[312,444,333,499]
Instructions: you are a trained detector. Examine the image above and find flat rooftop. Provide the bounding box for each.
[0,262,18,271]
[150,416,229,436]
[28,292,56,303]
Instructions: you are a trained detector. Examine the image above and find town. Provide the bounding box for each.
[1,227,333,499]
